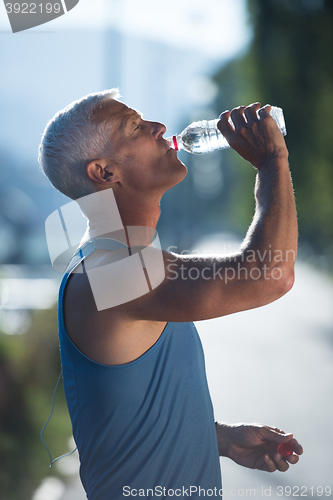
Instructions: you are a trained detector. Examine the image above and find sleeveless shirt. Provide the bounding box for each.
[58,246,222,499]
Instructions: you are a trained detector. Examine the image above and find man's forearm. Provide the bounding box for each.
[239,156,298,284]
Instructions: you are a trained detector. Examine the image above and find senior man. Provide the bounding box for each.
[39,89,302,499]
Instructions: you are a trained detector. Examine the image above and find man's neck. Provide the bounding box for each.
[116,196,161,229]
[80,188,162,248]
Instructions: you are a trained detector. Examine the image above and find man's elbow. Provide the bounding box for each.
[284,268,295,294]
[270,265,295,298]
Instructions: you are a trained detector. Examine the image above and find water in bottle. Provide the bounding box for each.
[166,106,287,155]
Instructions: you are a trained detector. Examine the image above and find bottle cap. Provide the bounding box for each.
[277,442,294,458]
[166,136,178,151]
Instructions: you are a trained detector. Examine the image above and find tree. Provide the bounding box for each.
[0,307,73,500]
[213,0,333,258]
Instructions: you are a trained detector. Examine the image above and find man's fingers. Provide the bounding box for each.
[219,110,230,121]
[244,102,261,123]
[287,453,300,465]
[264,452,292,473]
[217,110,234,138]
[265,425,286,434]
[274,453,290,472]
[230,106,247,128]
[218,102,267,136]
[262,425,293,443]
[264,454,277,472]
[290,438,304,455]
[258,104,272,117]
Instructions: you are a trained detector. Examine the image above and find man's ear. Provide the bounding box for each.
[86,159,121,186]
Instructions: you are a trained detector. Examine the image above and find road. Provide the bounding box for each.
[33,259,333,499]
[199,259,333,497]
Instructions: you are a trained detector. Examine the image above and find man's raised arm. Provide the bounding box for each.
[218,102,298,294]
[125,102,298,322]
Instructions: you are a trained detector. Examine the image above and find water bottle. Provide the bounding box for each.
[166,106,287,154]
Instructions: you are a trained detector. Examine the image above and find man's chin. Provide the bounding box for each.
[167,161,188,190]
[178,163,188,182]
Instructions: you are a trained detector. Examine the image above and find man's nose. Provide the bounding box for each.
[151,122,167,139]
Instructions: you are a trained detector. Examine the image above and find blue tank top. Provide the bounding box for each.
[58,244,222,499]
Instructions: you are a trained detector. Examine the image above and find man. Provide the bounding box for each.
[39,89,302,499]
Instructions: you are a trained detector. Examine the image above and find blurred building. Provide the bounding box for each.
[0,1,251,329]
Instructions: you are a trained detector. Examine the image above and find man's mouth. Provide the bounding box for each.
[163,138,172,151]
[165,136,178,151]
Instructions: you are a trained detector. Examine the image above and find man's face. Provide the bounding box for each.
[94,98,187,195]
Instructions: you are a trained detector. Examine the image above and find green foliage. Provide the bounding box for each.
[213,0,333,255]
[0,307,73,500]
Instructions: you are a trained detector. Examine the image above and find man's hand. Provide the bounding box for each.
[215,422,303,473]
[217,103,289,170]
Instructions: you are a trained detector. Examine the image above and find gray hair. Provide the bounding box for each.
[38,88,121,200]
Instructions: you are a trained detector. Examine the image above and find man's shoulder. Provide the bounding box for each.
[62,261,168,365]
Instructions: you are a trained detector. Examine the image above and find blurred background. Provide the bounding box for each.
[0,0,332,499]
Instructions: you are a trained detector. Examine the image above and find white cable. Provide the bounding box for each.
[40,372,77,468]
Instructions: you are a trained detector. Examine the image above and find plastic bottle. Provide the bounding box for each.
[166,106,287,155]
